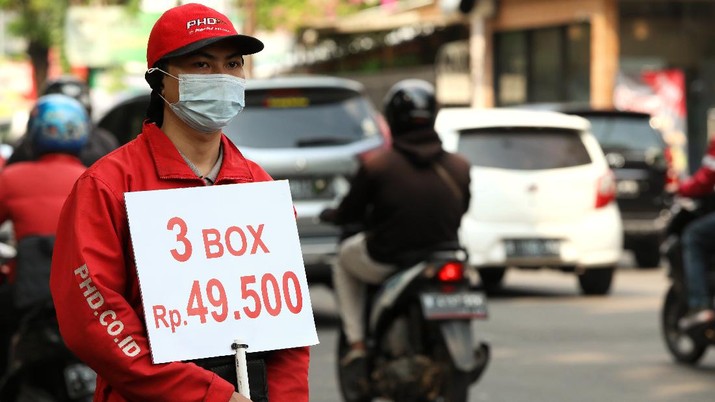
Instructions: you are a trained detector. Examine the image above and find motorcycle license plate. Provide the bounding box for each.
[64,363,97,399]
[420,291,487,320]
[287,177,335,200]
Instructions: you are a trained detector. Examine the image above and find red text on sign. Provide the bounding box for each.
[152,305,183,333]
[202,224,270,259]
[167,217,271,262]
[151,271,304,332]
[167,217,192,262]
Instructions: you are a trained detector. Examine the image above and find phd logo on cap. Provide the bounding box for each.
[186,17,231,33]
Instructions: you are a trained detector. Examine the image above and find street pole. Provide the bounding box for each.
[469,0,495,108]
[239,0,257,78]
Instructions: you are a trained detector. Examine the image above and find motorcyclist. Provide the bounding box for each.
[677,136,715,329]
[6,75,119,167]
[323,79,471,398]
[0,94,89,378]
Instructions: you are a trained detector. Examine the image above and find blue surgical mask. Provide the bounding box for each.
[148,68,246,133]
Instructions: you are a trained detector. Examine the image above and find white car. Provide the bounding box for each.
[435,108,623,295]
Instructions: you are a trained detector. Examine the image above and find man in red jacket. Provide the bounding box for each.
[677,137,715,329]
[49,4,309,402]
[0,94,89,379]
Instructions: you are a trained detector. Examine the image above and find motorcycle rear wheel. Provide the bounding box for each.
[661,284,708,364]
[336,329,371,402]
[433,341,471,402]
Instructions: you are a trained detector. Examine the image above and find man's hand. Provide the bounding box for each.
[319,207,337,223]
[229,392,251,402]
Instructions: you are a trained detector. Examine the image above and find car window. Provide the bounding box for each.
[97,96,150,145]
[224,87,380,148]
[457,128,592,170]
[580,115,664,151]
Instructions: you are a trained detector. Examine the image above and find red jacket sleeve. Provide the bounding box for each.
[49,175,235,402]
[679,139,715,198]
[267,346,310,401]
[0,170,10,226]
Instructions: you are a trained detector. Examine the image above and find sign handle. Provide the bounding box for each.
[232,340,250,398]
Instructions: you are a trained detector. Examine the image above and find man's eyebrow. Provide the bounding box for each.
[186,50,244,59]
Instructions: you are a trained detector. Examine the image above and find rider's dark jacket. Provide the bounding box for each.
[333,127,471,264]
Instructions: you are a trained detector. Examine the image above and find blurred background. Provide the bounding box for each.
[2,2,715,400]
[0,0,712,174]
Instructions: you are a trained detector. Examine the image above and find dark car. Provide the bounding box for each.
[563,109,676,268]
[96,75,391,285]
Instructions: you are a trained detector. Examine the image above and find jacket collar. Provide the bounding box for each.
[143,121,253,183]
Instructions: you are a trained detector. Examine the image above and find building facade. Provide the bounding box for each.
[292,0,715,170]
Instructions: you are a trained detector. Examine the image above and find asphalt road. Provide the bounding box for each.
[306,256,715,402]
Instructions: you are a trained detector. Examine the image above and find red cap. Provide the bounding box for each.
[146,3,264,69]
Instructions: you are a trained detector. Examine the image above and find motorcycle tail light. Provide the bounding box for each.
[437,261,464,282]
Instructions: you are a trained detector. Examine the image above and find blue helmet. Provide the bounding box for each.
[28,94,89,155]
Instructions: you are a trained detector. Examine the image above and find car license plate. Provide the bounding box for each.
[287,177,334,200]
[616,179,639,198]
[64,363,96,399]
[420,291,487,320]
[504,238,560,258]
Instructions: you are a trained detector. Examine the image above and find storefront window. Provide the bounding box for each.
[531,28,561,102]
[495,32,527,105]
[566,24,590,103]
[495,23,591,106]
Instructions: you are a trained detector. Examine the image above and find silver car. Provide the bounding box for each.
[97,75,391,285]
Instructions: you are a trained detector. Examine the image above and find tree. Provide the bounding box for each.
[253,0,374,31]
[0,0,370,92]
[0,0,139,94]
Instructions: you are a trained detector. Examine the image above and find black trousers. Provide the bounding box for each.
[190,353,269,402]
[0,283,17,379]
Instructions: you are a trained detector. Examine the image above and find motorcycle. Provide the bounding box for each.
[0,236,96,402]
[661,196,715,365]
[323,209,490,402]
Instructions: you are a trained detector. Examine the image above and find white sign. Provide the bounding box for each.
[125,180,319,364]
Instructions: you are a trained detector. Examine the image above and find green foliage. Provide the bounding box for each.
[0,0,142,86]
[254,0,373,31]
[0,0,141,49]
[0,0,62,48]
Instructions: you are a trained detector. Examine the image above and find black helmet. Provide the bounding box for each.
[41,76,92,113]
[383,79,437,136]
